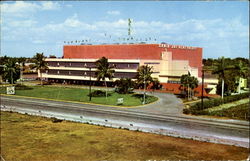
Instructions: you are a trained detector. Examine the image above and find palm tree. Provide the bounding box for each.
[2,59,19,84]
[95,57,115,99]
[136,65,153,88]
[180,73,198,99]
[136,65,153,104]
[212,57,234,98]
[33,53,48,85]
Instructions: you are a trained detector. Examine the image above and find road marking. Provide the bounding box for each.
[0,94,158,108]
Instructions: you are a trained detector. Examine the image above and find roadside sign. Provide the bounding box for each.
[6,86,15,95]
[117,98,123,105]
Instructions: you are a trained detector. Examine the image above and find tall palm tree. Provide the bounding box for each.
[180,73,198,99]
[212,57,234,98]
[3,59,19,84]
[33,53,48,85]
[95,57,115,98]
[136,65,153,104]
[136,65,153,88]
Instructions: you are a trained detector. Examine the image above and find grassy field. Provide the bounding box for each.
[0,85,157,106]
[0,111,248,160]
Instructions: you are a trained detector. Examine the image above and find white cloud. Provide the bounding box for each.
[107,10,120,15]
[0,1,60,16]
[9,20,37,27]
[41,1,60,10]
[64,14,82,27]
[1,1,39,15]
[2,12,248,57]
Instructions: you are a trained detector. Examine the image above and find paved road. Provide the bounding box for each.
[1,95,249,148]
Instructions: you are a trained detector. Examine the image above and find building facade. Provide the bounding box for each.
[41,43,203,86]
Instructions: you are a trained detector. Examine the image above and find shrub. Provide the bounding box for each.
[213,98,222,106]
[183,108,190,114]
[114,78,135,94]
[15,84,33,90]
[187,92,249,115]
[88,90,111,97]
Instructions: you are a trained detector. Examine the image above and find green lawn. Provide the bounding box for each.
[0,85,158,106]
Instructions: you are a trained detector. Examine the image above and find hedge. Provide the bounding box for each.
[184,92,249,115]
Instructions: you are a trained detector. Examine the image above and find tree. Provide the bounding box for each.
[136,65,153,88]
[32,53,48,85]
[95,57,115,98]
[212,57,236,98]
[115,78,135,94]
[180,73,198,99]
[2,59,20,84]
[136,65,153,104]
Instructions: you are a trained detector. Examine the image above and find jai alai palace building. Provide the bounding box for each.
[40,43,217,95]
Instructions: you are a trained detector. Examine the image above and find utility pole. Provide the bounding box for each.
[89,67,92,101]
[20,63,23,85]
[201,69,204,110]
[143,68,146,104]
[143,75,146,104]
[11,70,13,84]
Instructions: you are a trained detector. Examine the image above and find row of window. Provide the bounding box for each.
[167,80,181,84]
[42,69,137,78]
[46,61,139,69]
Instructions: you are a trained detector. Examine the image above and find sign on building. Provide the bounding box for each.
[6,86,15,95]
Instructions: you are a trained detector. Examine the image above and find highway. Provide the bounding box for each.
[1,95,249,148]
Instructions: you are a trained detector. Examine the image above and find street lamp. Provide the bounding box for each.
[89,66,92,101]
[201,68,204,110]
[143,68,146,105]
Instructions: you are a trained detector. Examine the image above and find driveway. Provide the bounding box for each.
[127,91,184,115]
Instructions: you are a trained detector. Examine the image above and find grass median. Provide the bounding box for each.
[1,111,248,160]
[0,85,158,107]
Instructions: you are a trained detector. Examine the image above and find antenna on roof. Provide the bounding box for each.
[128,18,132,37]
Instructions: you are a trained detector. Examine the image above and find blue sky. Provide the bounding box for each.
[1,1,249,58]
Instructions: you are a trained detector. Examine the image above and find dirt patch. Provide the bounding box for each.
[1,111,248,160]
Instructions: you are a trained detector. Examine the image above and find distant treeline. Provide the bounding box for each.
[203,57,249,67]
